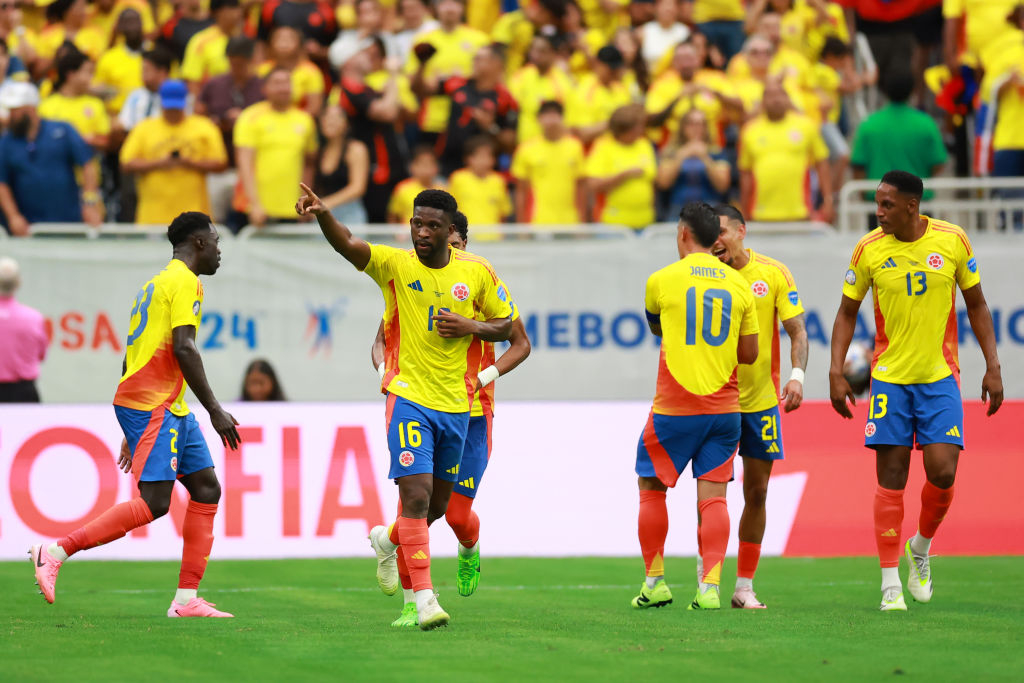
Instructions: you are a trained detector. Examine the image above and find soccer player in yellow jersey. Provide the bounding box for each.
[633,202,759,611]
[30,212,241,618]
[371,211,531,627]
[710,204,808,609]
[297,185,514,630]
[829,171,1004,612]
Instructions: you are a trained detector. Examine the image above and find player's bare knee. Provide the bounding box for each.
[927,471,956,490]
[744,484,769,508]
[193,480,221,504]
[142,495,170,519]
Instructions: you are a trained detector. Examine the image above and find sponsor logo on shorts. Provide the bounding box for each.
[451,283,470,301]
[192,301,200,315]
[845,269,857,285]
[751,280,769,298]
[865,422,876,437]
[788,291,800,306]
[399,450,414,467]
[170,456,178,472]
[927,253,945,270]
[967,257,977,273]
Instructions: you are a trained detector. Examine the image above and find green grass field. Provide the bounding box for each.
[2,557,1021,681]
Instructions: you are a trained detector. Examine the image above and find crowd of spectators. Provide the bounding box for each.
[0,0,1021,236]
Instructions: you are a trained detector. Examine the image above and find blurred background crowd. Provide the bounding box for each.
[0,0,1022,236]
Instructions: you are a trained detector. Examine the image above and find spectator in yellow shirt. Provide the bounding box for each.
[36,0,107,71]
[585,103,657,230]
[738,80,832,223]
[231,67,317,230]
[448,135,510,240]
[181,0,244,96]
[87,0,156,46]
[1,1,40,78]
[257,25,325,117]
[39,49,110,149]
[567,44,633,145]
[511,99,584,225]
[728,11,811,88]
[119,79,228,224]
[510,31,574,143]
[93,9,146,116]
[387,145,445,223]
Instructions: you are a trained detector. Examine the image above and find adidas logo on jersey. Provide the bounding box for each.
[410,550,428,560]
[766,442,780,454]
[881,528,898,537]
[408,280,424,291]
[458,477,476,490]
[880,258,897,270]
[446,464,460,475]
[946,426,961,437]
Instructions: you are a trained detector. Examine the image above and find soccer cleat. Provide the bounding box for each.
[417,593,450,631]
[879,586,908,611]
[696,556,703,588]
[731,587,767,609]
[167,597,234,617]
[29,544,62,604]
[456,545,481,597]
[905,540,933,603]
[368,525,399,596]
[631,580,673,609]
[688,585,721,610]
[391,602,419,628]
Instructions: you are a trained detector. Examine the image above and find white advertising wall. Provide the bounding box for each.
[3,232,1023,404]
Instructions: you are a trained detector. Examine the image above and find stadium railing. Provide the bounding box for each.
[837,176,1024,234]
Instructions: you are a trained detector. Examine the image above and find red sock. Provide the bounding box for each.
[398,516,431,591]
[919,481,954,540]
[698,497,729,585]
[638,490,668,576]
[445,492,480,548]
[179,501,217,589]
[874,485,905,568]
[59,498,153,557]
[396,545,412,590]
[737,541,761,580]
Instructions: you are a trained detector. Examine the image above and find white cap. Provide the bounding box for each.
[0,256,20,295]
[328,35,374,70]
[0,80,41,110]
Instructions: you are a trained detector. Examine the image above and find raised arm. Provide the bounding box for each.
[828,294,861,418]
[780,313,809,412]
[296,182,371,269]
[961,283,1003,415]
[172,325,240,449]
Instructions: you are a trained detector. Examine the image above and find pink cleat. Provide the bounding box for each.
[29,544,62,604]
[731,587,767,609]
[167,597,234,618]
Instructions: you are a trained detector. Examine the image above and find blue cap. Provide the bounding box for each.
[159,79,188,110]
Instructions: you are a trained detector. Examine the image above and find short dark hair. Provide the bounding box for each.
[168,212,214,246]
[879,170,924,200]
[453,211,469,243]
[410,144,438,162]
[225,36,255,58]
[210,0,241,12]
[820,37,850,59]
[538,0,569,19]
[881,68,914,104]
[463,134,496,160]
[264,65,293,82]
[54,48,90,91]
[142,47,174,72]
[715,204,745,225]
[46,0,76,23]
[413,189,458,222]
[538,99,563,116]
[481,42,507,63]
[679,201,720,247]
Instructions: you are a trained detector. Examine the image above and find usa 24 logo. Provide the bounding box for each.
[199,311,260,350]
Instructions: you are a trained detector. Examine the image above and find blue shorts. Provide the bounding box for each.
[864,376,964,449]
[453,414,492,499]
[739,406,784,461]
[386,394,470,480]
[635,412,740,487]
[114,406,213,483]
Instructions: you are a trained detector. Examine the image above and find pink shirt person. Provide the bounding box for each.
[0,257,48,399]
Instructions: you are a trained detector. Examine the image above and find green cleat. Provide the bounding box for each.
[688,585,721,610]
[456,545,481,597]
[631,581,673,609]
[905,540,933,603]
[390,602,419,628]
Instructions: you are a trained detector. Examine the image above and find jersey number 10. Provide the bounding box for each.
[685,287,733,347]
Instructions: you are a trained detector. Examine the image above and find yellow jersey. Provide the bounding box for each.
[738,112,827,221]
[645,72,729,147]
[470,276,519,417]
[87,0,156,45]
[577,0,629,38]
[490,10,533,76]
[404,25,490,133]
[565,74,634,131]
[256,60,325,109]
[509,64,575,143]
[94,45,144,115]
[943,0,1020,68]
[645,251,759,416]
[510,134,584,225]
[120,114,227,225]
[36,24,106,60]
[447,169,511,241]
[366,245,513,413]
[38,93,111,143]
[584,134,657,229]
[387,178,446,222]
[692,0,745,23]
[114,259,204,417]
[181,25,231,84]
[232,102,317,218]
[734,250,804,412]
[842,218,981,385]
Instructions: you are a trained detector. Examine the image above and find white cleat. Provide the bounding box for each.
[880,586,908,611]
[696,556,703,587]
[368,525,399,595]
[731,587,767,609]
[417,593,450,631]
[905,541,933,603]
